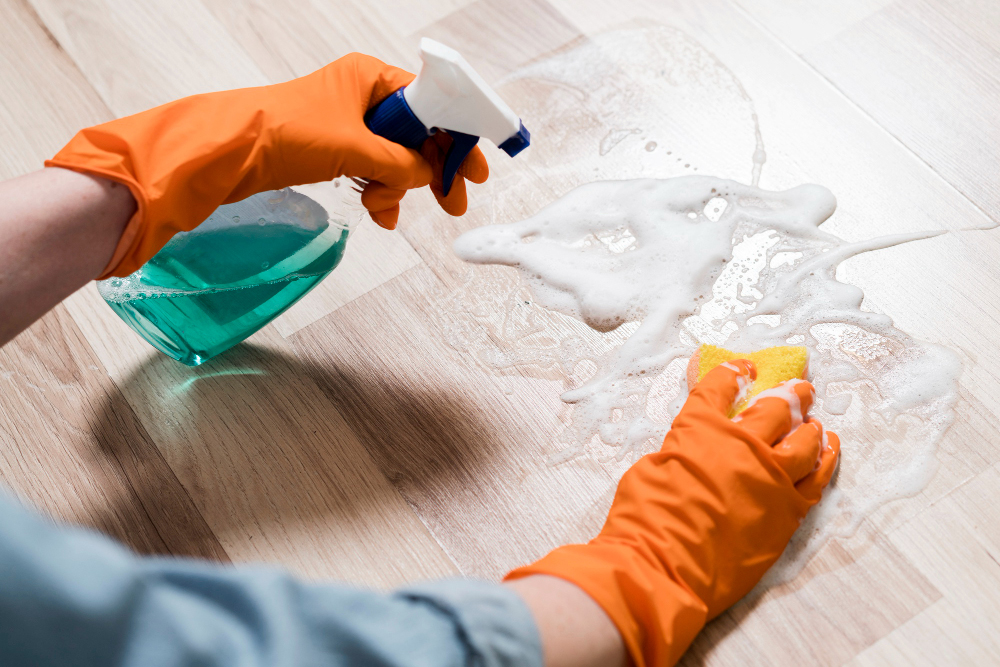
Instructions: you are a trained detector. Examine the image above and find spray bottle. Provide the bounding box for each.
[98,38,531,366]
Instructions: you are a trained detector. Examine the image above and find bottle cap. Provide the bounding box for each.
[364,88,431,150]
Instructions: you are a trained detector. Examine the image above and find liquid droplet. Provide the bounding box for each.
[645,141,657,151]
[232,216,240,224]
[258,218,266,226]
[261,261,270,269]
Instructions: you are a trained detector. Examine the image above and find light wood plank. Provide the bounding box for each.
[0,0,113,176]
[200,0,416,81]
[0,304,229,560]
[948,463,1000,557]
[290,264,622,579]
[198,0,351,83]
[735,0,1000,223]
[28,0,268,114]
[729,0,896,53]
[685,532,940,666]
[64,284,459,586]
[416,0,583,83]
[355,0,479,41]
[849,467,1000,664]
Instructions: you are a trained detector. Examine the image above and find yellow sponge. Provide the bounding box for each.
[686,343,809,415]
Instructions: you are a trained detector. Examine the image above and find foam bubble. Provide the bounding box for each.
[736,378,809,432]
[451,175,961,581]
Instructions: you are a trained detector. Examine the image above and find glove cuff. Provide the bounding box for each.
[44,88,278,278]
[505,542,708,667]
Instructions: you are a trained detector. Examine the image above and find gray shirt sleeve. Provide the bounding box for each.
[0,492,542,667]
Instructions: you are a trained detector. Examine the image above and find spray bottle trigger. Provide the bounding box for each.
[440,130,480,197]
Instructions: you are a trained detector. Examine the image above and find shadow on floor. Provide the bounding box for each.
[89,339,502,565]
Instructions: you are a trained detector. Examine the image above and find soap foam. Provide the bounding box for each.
[451,176,961,582]
[496,25,768,186]
[735,377,809,433]
[438,23,961,583]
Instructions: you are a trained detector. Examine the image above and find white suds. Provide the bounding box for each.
[727,363,751,407]
[450,176,960,582]
[437,24,962,583]
[737,377,809,432]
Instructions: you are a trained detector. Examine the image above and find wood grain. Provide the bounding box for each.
[735,0,1000,223]
[0,0,112,176]
[848,467,1000,665]
[417,0,583,83]
[685,534,940,666]
[28,0,268,114]
[290,265,622,580]
[2,0,1000,662]
[201,0,416,79]
[64,284,458,586]
[0,305,228,560]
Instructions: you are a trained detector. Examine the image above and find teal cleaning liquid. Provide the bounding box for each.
[98,188,349,366]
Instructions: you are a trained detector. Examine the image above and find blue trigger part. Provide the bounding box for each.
[364,85,528,197]
[364,87,477,196]
[499,121,531,157]
[440,131,480,197]
[364,88,430,150]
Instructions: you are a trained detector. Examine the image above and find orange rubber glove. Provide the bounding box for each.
[361,131,489,227]
[45,53,489,278]
[506,360,840,666]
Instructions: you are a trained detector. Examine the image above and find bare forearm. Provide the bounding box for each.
[0,168,135,345]
[506,576,626,667]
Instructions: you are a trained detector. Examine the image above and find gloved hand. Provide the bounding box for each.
[506,360,840,667]
[360,130,488,228]
[45,53,489,278]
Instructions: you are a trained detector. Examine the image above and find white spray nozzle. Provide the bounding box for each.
[403,38,526,151]
[364,38,530,194]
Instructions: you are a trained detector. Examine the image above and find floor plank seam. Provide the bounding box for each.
[727,0,999,229]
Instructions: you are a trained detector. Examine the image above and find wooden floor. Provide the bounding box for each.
[2,0,1000,664]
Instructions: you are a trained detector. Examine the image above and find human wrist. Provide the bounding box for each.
[503,574,626,667]
[507,542,709,667]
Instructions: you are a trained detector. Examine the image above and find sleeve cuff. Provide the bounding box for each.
[396,578,543,667]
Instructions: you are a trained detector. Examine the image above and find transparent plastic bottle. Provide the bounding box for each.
[97,38,530,367]
[98,183,358,366]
